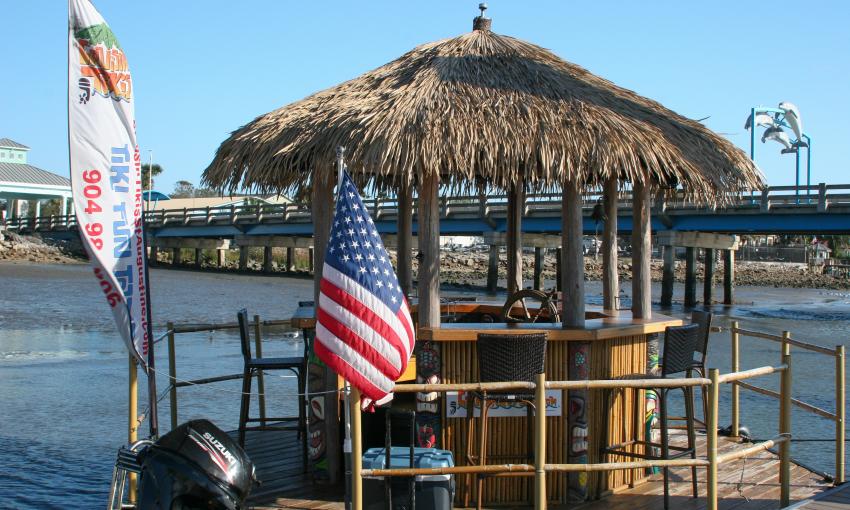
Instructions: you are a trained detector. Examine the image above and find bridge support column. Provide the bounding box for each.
[286,247,294,272]
[631,181,651,319]
[397,180,413,299]
[506,183,524,295]
[487,245,499,294]
[171,248,180,266]
[533,247,544,290]
[308,248,314,274]
[602,176,619,313]
[263,246,273,273]
[217,249,226,268]
[239,246,249,271]
[194,248,203,269]
[684,247,697,307]
[149,246,158,267]
[561,182,585,328]
[724,249,735,305]
[661,245,674,307]
[703,248,715,305]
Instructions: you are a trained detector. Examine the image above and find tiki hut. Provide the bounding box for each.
[203,9,764,328]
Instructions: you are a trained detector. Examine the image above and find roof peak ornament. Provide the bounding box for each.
[473,3,491,32]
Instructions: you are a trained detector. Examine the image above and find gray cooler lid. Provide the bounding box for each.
[362,447,454,482]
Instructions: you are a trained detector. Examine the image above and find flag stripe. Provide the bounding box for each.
[314,324,393,396]
[316,303,401,379]
[313,341,388,403]
[322,264,413,358]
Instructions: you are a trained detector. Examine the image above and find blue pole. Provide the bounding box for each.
[806,136,812,198]
[795,148,800,205]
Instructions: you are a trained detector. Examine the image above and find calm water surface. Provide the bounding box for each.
[1,263,848,508]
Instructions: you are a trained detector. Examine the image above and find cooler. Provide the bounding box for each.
[362,447,454,510]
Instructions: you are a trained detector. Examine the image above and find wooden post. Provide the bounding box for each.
[602,176,619,312]
[239,246,249,271]
[780,332,792,507]
[533,247,544,291]
[723,249,735,305]
[534,372,547,510]
[397,180,414,299]
[253,315,267,426]
[661,245,674,307]
[684,247,697,307]
[507,183,524,296]
[167,322,177,430]
[308,248,314,274]
[217,249,225,268]
[703,248,715,305]
[128,356,138,503]
[487,245,499,294]
[836,345,846,483]
[707,369,720,510]
[351,386,363,510]
[171,247,180,266]
[194,248,203,269]
[418,171,441,327]
[730,321,740,437]
[631,181,651,318]
[561,182,585,328]
[286,247,295,272]
[149,245,158,267]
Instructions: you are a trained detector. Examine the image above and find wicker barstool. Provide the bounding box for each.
[464,333,547,510]
[598,323,701,510]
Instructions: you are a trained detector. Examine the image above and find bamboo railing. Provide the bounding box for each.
[351,352,795,510]
[728,321,846,483]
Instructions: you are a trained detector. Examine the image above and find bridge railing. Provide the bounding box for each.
[6,183,849,233]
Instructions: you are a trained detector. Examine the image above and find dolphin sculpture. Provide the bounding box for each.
[779,101,803,142]
[761,126,796,153]
[744,111,778,131]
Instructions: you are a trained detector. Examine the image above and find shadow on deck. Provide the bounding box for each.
[232,428,834,510]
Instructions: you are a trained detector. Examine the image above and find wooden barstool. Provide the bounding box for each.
[464,332,547,509]
[598,323,701,510]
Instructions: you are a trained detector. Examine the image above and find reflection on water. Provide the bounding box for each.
[1,263,848,508]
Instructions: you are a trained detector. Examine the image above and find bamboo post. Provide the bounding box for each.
[731,321,740,437]
[837,345,846,483]
[167,322,177,430]
[351,386,363,510]
[128,356,139,503]
[534,373,547,510]
[253,315,267,426]
[707,368,719,510]
[780,332,792,507]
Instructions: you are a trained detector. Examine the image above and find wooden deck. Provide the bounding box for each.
[235,428,835,509]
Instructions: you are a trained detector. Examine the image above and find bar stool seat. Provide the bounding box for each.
[464,332,547,510]
[598,323,702,510]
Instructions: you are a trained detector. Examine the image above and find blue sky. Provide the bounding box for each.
[2,1,849,193]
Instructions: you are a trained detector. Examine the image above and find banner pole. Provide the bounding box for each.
[343,382,352,510]
[142,169,159,438]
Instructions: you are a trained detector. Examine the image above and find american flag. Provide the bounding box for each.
[315,170,415,408]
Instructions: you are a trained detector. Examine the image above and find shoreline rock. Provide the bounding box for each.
[0,230,86,265]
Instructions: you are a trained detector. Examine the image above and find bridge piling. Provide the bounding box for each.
[263,246,273,273]
[149,246,158,267]
[684,247,697,307]
[239,246,249,271]
[171,248,180,266]
[194,248,202,269]
[704,248,715,305]
[661,245,674,307]
[533,247,544,290]
[724,250,735,305]
[217,249,226,268]
[285,247,294,272]
[487,245,499,294]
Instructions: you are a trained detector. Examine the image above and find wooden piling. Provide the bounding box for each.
[780,333,792,507]
[533,247,544,291]
[149,245,158,266]
[128,356,138,502]
[602,176,619,312]
[217,248,225,268]
[487,245,499,294]
[661,245,674,307]
[239,246,249,271]
[723,249,735,305]
[262,246,273,273]
[194,248,203,269]
[418,171,441,327]
[703,248,715,305]
[684,247,697,307]
[167,322,177,430]
[561,183,585,328]
[286,247,294,272]
[631,182,651,319]
[172,247,180,266]
[507,183,524,296]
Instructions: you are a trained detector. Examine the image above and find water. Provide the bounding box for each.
[1,263,849,508]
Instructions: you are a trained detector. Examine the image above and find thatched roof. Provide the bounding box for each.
[203,17,763,200]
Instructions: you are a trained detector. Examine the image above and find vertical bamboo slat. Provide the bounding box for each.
[731,322,740,437]
[837,345,846,483]
[128,356,138,503]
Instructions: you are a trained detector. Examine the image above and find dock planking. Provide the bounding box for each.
[234,428,833,509]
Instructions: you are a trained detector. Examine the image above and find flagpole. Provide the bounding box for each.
[336,145,353,510]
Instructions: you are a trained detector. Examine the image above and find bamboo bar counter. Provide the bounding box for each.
[417,309,682,505]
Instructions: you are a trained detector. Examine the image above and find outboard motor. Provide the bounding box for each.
[136,419,255,509]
